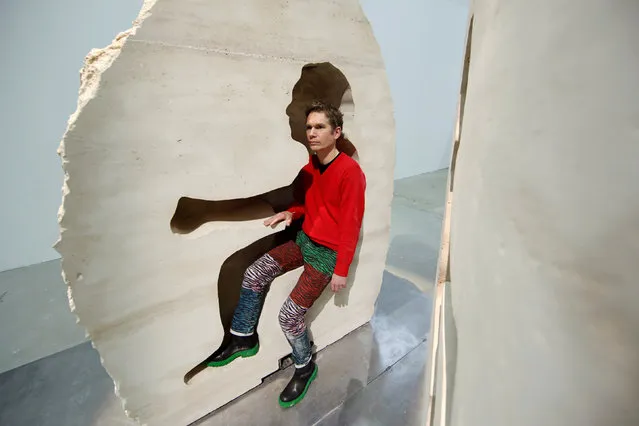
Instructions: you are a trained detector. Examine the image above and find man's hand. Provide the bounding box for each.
[330,274,347,292]
[263,211,293,228]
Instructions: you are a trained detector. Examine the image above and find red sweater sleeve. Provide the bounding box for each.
[287,200,305,220]
[287,158,314,220]
[334,166,366,277]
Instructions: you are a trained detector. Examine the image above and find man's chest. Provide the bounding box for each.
[307,171,342,207]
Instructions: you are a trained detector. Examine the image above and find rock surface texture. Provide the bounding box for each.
[446,0,639,425]
[55,1,395,425]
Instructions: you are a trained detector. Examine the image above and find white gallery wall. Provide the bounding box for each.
[361,0,469,179]
[0,0,468,272]
[0,0,146,272]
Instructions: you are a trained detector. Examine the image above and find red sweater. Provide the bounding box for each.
[288,153,366,277]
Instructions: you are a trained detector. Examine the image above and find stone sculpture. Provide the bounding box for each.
[55,0,395,424]
[427,1,639,425]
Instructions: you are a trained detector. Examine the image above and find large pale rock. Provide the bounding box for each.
[55,1,395,425]
[447,0,639,425]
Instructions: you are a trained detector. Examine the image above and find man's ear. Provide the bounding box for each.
[334,126,342,139]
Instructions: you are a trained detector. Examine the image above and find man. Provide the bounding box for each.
[207,100,366,408]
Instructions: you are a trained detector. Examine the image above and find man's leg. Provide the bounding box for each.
[279,264,332,367]
[208,239,303,367]
[278,233,336,407]
[230,239,304,335]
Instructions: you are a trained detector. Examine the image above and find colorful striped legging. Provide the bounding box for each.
[230,230,336,367]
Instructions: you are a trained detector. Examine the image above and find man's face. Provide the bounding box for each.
[306,111,341,152]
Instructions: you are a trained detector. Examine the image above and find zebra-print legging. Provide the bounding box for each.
[230,230,336,367]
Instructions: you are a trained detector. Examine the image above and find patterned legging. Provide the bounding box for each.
[230,230,336,367]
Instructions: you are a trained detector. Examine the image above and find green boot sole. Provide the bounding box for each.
[207,342,259,367]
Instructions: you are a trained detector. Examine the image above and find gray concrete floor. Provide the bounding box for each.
[0,168,448,426]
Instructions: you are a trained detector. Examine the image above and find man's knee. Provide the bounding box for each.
[278,298,306,336]
[242,254,281,292]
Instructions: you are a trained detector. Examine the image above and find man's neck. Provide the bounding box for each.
[316,146,340,165]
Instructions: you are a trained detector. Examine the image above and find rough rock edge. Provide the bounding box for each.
[53,1,158,424]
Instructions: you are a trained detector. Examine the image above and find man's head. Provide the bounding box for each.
[305,101,343,152]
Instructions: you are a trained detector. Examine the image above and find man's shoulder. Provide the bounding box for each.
[336,154,366,191]
[302,154,316,170]
[338,154,365,176]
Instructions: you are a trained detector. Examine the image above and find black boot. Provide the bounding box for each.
[278,361,318,408]
[206,333,259,367]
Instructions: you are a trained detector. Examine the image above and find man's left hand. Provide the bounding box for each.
[330,274,347,292]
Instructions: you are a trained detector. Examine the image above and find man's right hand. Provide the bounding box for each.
[263,211,293,229]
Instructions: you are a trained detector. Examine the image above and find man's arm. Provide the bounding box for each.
[287,201,305,221]
[334,166,366,278]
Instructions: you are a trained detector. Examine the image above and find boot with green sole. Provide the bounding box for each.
[278,361,318,408]
[207,333,259,367]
